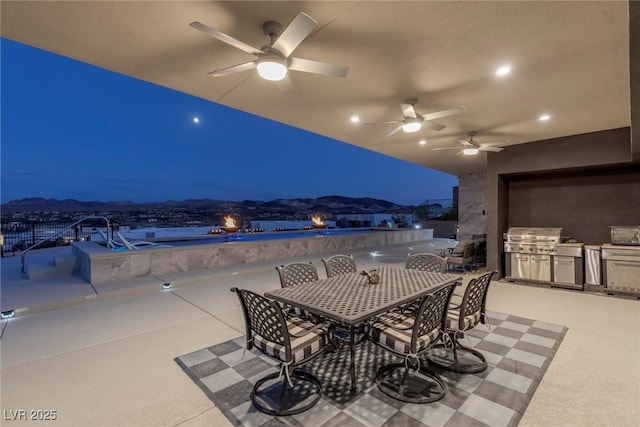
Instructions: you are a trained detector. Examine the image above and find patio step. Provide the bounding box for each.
[26,255,78,280]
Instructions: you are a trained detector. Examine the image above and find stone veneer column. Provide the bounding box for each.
[457,172,487,240]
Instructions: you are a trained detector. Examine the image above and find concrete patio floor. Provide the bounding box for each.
[1,239,638,426]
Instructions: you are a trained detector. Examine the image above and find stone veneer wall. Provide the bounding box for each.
[72,229,434,284]
[457,172,487,240]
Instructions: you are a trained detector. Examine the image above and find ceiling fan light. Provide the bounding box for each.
[402,120,422,133]
[462,148,479,155]
[257,58,288,81]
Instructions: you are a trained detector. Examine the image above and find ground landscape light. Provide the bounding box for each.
[1,310,16,320]
[256,58,288,81]
[162,282,172,290]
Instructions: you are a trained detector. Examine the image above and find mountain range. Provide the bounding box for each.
[0,196,414,215]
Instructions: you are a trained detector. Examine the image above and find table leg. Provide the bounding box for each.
[349,325,356,391]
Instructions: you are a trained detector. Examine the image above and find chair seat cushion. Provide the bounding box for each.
[446,307,481,331]
[366,311,439,354]
[253,316,328,364]
[451,240,473,256]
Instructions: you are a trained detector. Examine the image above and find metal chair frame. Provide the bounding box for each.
[406,253,447,273]
[427,270,497,373]
[366,282,457,403]
[321,254,357,278]
[275,262,320,320]
[445,242,476,273]
[231,287,332,416]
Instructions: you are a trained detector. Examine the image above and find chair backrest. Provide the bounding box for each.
[230,287,291,360]
[276,262,319,288]
[321,254,357,277]
[458,270,497,328]
[472,239,487,263]
[412,282,457,352]
[406,253,446,273]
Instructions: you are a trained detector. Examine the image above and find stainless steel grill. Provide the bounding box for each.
[504,227,583,289]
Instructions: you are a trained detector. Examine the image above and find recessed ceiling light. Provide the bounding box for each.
[350,115,360,123]
[539,114,551,121]
[496,65,511,76]
[419,139,427,145]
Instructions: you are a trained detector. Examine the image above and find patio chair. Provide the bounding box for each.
[406,253,447,273]
[471,238,487,270]
[397,253,448,315]
[427,270,498,373]
[446,241,475,273]
[276,262,319,319]
[230,287,332,416]
[365,282,457,403]
[321,254,357,278]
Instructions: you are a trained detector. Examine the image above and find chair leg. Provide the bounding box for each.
[427,335,488,374]
[375,363,447,403]
[251,369,323,416]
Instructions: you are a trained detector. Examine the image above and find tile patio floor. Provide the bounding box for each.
[1,239,638,426]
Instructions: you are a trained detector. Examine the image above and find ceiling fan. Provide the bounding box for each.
[433,131,510,155]
[363,98,465,137]
[190,12,349,86]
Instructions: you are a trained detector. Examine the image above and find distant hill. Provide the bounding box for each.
[0,195,412,215]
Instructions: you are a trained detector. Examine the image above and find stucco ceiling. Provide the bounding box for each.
[1,1,631,177]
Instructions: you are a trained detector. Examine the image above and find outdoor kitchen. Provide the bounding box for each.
[503,226,640,297]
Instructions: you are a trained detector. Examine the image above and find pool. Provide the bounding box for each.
[72,228,434,284]
[154,228,378,246]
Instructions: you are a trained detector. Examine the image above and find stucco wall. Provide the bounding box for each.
[458,172,487,240]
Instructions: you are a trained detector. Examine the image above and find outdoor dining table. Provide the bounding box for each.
[265,266,462,391]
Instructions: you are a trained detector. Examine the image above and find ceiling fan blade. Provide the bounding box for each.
[400,103,417,119]
[423,120,446,131]
[190,22,263,56]
[362,120,402,126]
[276,74,294,91]
[433,147,461,151]
[386,125,404,137]
[420,106,466,121]
[271,12,317,58]
[480,139,511,147]
[458,139,474,147]
[479,146,504,152]
[207,61,256,77]
[289,57,349,77]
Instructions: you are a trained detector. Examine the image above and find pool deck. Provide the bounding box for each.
[1,238,639,426]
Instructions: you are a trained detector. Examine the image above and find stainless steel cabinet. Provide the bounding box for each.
[531,255,551,281]
[553,256,575,284]
[511,253,530,280]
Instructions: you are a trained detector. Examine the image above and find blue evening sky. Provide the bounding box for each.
[1,38,457,206]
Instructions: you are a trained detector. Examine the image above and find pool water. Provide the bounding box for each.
[159,228,377,247]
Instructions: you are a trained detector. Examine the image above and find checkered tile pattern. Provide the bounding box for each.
[175,311,567,427]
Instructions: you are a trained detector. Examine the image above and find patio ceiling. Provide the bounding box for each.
[1,1,631,177]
